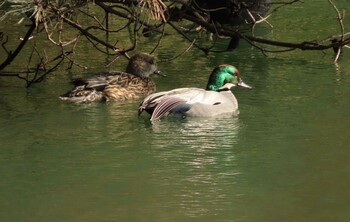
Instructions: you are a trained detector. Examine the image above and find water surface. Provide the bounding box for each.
[1,1,350,222]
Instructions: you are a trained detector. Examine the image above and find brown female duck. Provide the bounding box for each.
[59,53,166,103]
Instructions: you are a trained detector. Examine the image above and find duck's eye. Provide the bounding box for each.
[148,60,154,65]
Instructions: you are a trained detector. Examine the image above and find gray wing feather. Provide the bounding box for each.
[151,97,186,121]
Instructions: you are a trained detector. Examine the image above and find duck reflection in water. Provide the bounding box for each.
[146,116,242,217]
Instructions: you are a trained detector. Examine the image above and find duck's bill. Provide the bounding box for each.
[237,80,252,89]
[154,70,167,77]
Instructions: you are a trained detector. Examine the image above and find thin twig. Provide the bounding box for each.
[168,21,209,54]
[150,24,165,54]
[328,0,345,63]
[160,39,196,62]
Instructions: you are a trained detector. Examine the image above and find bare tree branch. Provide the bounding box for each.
[0,17,36,71]
[0,0,349,86]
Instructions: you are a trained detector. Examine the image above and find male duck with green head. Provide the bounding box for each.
[138,64,251,121]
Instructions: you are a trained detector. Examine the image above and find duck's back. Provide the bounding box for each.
[175,89,238,117]
[60,72,156,102]
[103,73,156,101]
[185,90,238,117]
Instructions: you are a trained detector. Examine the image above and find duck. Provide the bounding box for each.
[59,53,166,103]
[138,64,251,121]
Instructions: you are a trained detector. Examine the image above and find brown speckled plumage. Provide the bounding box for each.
[103,73,156,101]
[59,53,165,103]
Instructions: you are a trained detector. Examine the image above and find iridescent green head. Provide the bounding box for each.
[206,65,241,91]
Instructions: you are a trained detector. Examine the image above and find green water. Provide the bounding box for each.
[1,1,350,221]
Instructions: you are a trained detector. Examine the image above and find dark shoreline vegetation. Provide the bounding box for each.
[0,0,349,87]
